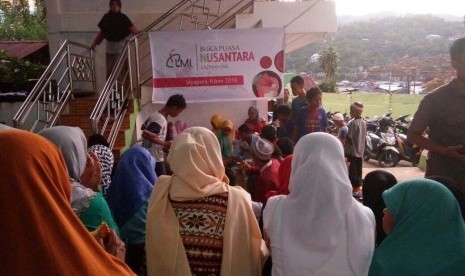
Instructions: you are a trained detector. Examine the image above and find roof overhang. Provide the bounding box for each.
[235,0,337,53]
[0,41,48,59]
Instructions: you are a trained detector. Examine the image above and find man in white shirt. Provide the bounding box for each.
[142,94,186,176]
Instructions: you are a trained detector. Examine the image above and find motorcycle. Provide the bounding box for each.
[389,114,422,166]
[392,118,422,167]
[377,125,400,167]
[364,114,400,167]
[364,131,382,161]
[366,111,392,133]
[364,112,423,167]
[393,114,411,135]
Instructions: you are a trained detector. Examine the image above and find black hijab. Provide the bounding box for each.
[362,170,397,246]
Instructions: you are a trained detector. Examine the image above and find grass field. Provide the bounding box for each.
[322,92,424,120]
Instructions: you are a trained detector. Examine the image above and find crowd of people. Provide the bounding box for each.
[2,37,465,275]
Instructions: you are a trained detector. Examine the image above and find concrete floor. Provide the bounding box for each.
[362,159,425,182]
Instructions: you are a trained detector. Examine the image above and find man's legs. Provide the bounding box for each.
[106,53,119,78]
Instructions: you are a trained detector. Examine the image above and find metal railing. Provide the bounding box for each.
[89,44,135,149]
[90,0,255,149]
[13,40,95,132]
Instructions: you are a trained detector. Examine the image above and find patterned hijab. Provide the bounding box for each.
[88,144,114,196]
[107,146,156,227]
[369,179,465,275]
[146,127,265,275]
[0,130,133,275]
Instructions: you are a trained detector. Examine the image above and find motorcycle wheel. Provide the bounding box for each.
[377,150,400,167]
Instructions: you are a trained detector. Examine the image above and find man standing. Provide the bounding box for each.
[277,88,291,107]
[290,75,307,119]
[293,87,329,141]
[142,94,186,176]
[92,0,139,77]
[344,102,366,193]
[408,37,465,185]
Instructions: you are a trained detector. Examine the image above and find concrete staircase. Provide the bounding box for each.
[58,95,132,160]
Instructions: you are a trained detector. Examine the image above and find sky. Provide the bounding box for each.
[335,0,465,17]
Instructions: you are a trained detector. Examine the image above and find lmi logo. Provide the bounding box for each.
[166,49,192,68]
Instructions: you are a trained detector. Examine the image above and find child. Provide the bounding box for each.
[344,102,366,195]
[293,86,328,141]
[332,112,348,144]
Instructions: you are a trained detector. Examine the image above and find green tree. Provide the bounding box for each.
[318,46,339,92]
[285,14,463,82]
[319,46,339,81]
[0,0,47,40]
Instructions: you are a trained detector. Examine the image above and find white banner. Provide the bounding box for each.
[150,28,285,103]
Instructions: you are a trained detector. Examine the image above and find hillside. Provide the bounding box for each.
[286,14,464,82]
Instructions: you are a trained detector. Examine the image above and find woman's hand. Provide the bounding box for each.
[92,224,126,262]
[80,152,102,192]
[104,230,126,262]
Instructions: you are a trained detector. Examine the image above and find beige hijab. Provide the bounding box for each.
[146,127,266,276]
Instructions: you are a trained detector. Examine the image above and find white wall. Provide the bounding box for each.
[43,0,334,143]
[136,86,269,141]
[44,0,173,93]
[0,102,22,126]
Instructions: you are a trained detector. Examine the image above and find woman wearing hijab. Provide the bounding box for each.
[368,179,465,275]
[362,170,397,247]
[39,126,119,233]
[210,113,225,135]
[210,115,235,182]
[174,119,188,137]
[263,132,375,276]
[0,130,133,275]
[146,127,267,276]
[244,106,266,134]
[107,146,156,275]
[218,119,235,159]
[88,143,114,197]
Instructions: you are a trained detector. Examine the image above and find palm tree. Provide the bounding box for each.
[318,46,340,82]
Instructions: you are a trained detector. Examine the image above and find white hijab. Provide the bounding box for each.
[265,132,374,275]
